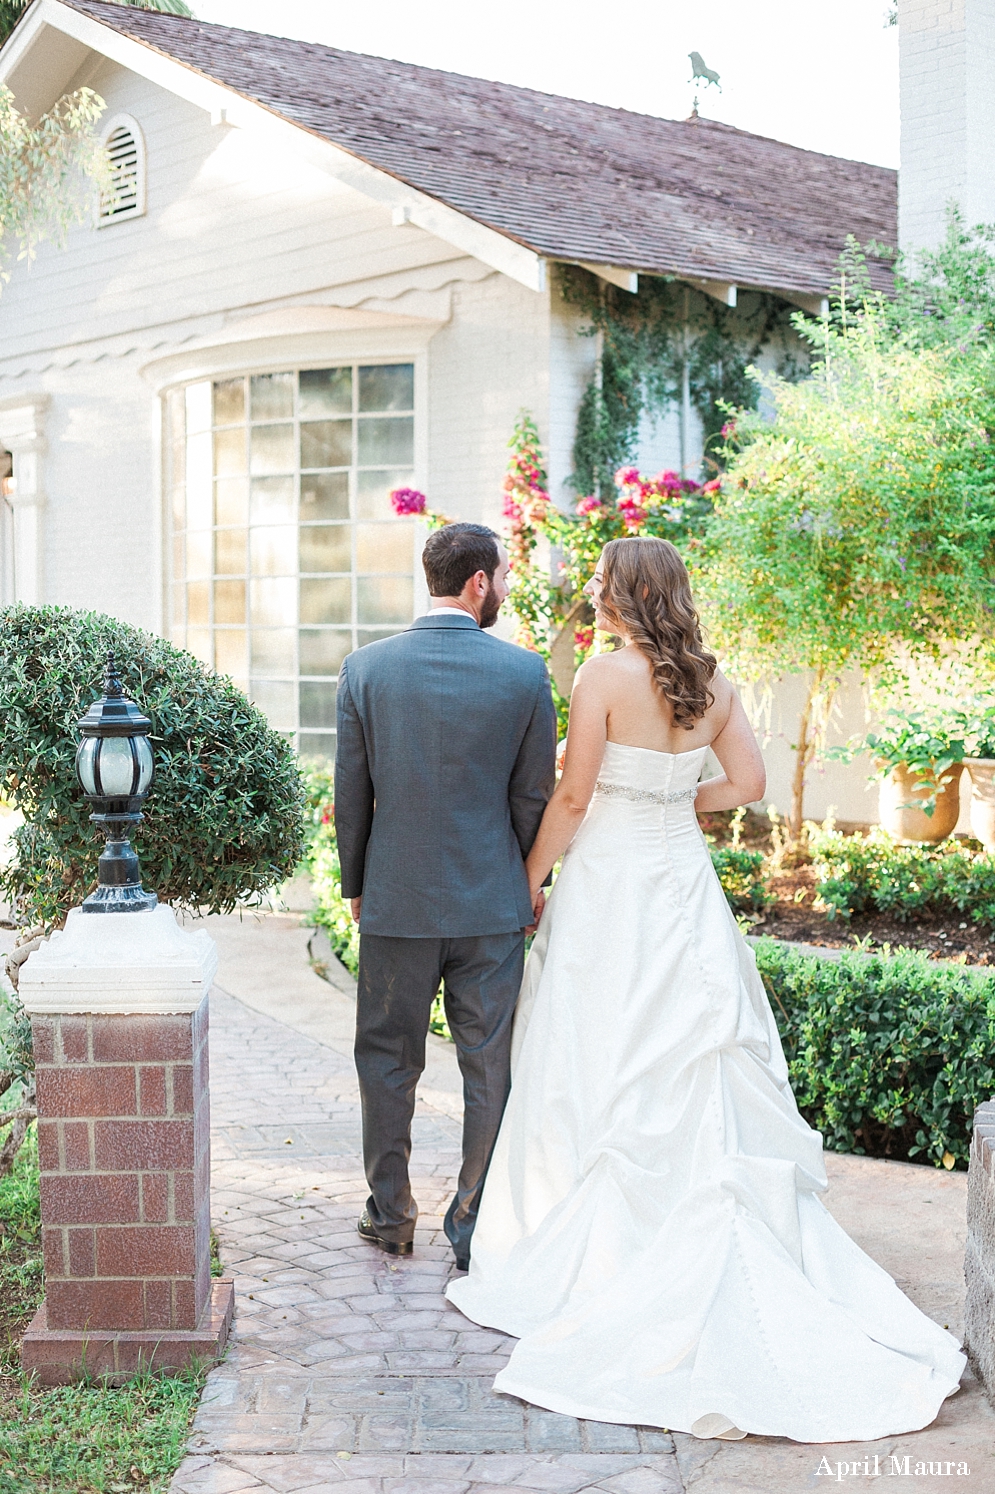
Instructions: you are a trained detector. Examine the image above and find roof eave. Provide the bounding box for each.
[4,0,551,292]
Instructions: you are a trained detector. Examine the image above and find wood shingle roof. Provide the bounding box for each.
[61,0,897,296]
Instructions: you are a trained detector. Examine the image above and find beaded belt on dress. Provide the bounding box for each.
[594,781,699,806]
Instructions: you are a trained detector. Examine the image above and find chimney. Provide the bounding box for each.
[899,0,995,253]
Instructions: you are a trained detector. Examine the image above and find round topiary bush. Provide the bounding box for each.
[0,605,306,925]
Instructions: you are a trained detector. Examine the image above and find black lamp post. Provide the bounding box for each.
[75,652,157,914]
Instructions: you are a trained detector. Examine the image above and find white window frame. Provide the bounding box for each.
[95,114,147,227]
[161,353,429,758]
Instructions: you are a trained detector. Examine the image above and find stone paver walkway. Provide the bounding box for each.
[169,914,995,1494]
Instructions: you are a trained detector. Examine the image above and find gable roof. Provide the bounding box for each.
[38,0,897,297]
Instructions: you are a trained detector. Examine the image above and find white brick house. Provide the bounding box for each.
[898,0,995,253]
[0,0,898,805]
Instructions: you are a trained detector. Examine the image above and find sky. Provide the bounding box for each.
[191,0,900,169]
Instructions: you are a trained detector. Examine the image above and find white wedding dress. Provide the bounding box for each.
[446,741,965,1442]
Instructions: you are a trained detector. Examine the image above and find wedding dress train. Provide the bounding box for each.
[446,741,965,1442]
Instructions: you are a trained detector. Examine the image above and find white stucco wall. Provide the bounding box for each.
[899,0,995,252]
[426,272,552,529]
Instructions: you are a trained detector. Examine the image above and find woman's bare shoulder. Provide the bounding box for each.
[575,649,635,683]
[705,670,736,725]
[710,668,735,701]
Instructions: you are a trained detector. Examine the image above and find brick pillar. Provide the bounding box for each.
[965,1098,995,1401]
[18,906,233,1385]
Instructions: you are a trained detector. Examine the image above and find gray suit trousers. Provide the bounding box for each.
[355,931,525,1263]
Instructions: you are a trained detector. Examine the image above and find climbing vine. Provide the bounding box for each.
[557,266,803,496]
[500,412,715,729]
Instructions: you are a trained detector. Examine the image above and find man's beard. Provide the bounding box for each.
[479,578,501,629]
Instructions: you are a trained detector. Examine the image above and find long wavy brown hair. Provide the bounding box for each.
[597,537,717,729]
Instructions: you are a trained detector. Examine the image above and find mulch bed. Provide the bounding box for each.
[699,809,995,968]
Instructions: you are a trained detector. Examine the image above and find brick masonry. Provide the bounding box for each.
[965,1098,995,1395]
[22,994,232,1383]
[899,0,995,252]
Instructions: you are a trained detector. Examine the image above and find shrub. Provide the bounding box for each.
[0,605,305,925]
[809,825,995,927]
[309,824,360,977]
[755,938,995,1168]
[708,845,772,913]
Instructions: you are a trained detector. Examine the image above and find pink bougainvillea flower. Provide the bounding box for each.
[617,497,647,532]
[702,478,722,494]
[576,496,603,514]
[614,466,642,488]
[574,626,595,650]
[390,486,427,515]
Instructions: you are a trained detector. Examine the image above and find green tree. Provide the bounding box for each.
[700,254,995,837]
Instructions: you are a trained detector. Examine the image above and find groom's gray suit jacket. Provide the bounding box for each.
[334,613,557,937]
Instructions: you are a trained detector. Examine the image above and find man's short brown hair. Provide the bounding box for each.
[422,523,500,597]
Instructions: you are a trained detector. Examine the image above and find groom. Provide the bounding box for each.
[334,522,557,1270]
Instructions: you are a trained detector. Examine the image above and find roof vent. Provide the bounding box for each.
[96,116,146,226]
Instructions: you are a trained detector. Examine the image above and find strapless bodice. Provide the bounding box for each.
[593,740,707,804]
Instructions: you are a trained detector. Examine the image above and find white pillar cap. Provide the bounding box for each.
[18,905,218,1015]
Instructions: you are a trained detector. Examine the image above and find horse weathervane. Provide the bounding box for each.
[688,51,721,116]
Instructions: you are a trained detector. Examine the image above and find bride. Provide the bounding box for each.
[446,536,964,1443]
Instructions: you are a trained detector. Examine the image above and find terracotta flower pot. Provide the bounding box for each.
[878,760,964,844]
[965,758,995,852]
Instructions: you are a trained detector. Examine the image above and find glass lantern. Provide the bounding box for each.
[75,652,158,913]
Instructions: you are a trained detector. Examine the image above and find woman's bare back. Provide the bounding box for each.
[589,644,734,755]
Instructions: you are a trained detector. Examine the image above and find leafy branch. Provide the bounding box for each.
[0,84,110,290]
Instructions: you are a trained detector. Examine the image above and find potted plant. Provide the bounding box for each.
[961,698,995,851]
[863,710,966,845]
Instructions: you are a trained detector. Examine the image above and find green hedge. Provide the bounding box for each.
[310,820,359,976]
[708,845,771,913]
[755,938,995,1168]
[0,606,305,924]
[809,825,995,927]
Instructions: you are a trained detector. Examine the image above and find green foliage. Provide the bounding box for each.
[701,314,995,691]
[0,1365,204,1494]
[755,938,995,1167]
[558,268,801,495]
[849,705,968,815]
[310,823,360,978]
[966,701,995,760]
[708,845,772,913]
[808,825,995,928]
[0,84,109,290]
[302,767,360,977]
[500,413,563,656]
[860,708,966,778]
[696,218,995,831]
[0,606,305,926]
[0,1128,42,1371]
[886,208,995,352]
[0,987,32,1097]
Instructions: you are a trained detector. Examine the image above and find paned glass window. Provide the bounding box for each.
[165,363,417,761]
